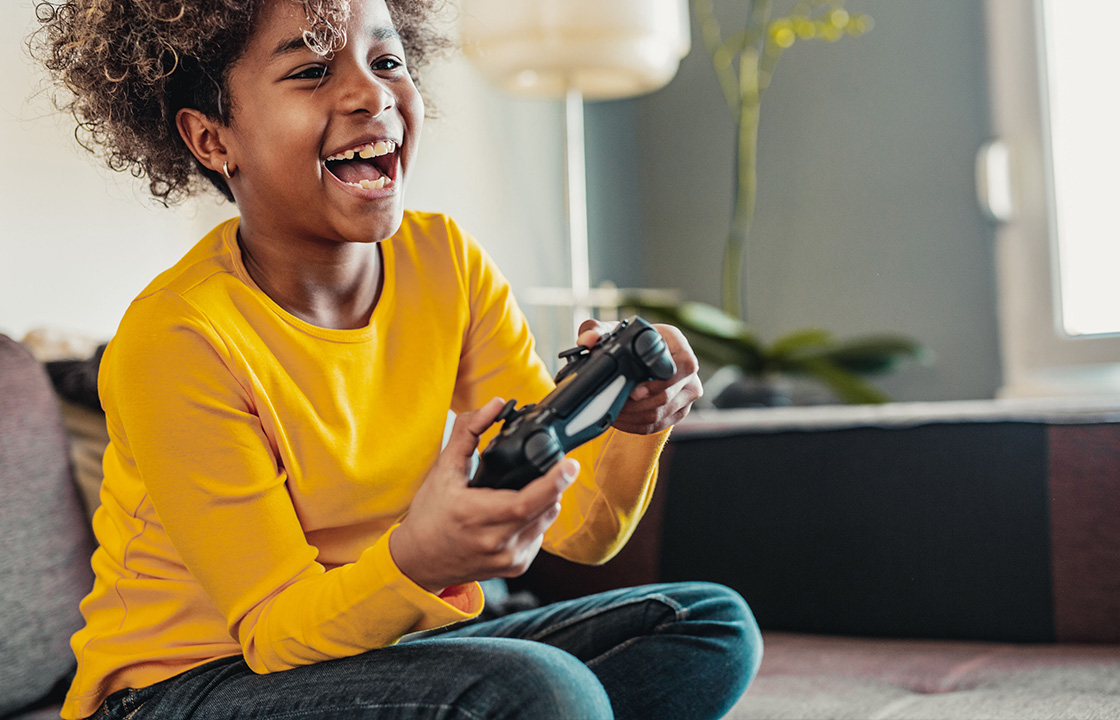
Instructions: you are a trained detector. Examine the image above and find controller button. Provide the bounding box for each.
[526,431,564,471]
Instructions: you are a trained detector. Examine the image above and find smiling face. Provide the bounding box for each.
[220,0,424,247]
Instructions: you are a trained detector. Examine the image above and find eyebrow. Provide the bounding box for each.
[271,26,402,58]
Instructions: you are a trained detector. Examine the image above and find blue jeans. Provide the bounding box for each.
[88,582,761,720]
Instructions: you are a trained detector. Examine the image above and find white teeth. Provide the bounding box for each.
[352,176,389,190]
[328,141,397,191]
[328,140,397,162]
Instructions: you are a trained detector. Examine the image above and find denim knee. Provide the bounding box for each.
[454,638,613,720]
[680,582,761,703]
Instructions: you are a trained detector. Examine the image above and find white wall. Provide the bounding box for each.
[0,1,567,342]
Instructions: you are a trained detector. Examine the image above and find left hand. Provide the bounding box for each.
[576,319,703,435]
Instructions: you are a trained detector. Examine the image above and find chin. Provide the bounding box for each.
[351,207,405,244]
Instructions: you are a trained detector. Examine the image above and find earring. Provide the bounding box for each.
[223,161,233,180]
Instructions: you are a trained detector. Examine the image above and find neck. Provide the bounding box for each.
[236,225,384,331]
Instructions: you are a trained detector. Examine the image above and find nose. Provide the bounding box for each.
[340,65,395,117]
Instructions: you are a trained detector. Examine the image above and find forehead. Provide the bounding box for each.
[248,0,397,58]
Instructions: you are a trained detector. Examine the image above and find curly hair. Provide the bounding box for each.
[31,0,450,204]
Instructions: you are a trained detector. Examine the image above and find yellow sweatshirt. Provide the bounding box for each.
[63,211,668,719]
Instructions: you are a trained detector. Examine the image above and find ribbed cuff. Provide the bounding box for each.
[369,524,484,631]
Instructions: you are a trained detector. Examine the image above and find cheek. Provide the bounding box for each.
[402,85,425,145]
[237,105,320,170]
[395,91,424,188]
[411,89,426,126]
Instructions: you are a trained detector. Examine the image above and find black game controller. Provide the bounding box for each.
[469,316,676,490]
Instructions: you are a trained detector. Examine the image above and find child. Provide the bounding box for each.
[33,0,762,718]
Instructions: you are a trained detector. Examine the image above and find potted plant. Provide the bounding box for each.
[623,298,926,405]
[627,0,925,406]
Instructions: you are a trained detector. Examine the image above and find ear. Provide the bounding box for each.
[175,108,231,175]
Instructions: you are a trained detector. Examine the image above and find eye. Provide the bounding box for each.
[371,56,404,72]
[287,64,328,80]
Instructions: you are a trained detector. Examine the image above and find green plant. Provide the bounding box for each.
[694,0,873,318]
[638,1,925,405]
[624,298,926,405]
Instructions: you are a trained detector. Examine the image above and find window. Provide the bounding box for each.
[1040,0,1120,337]
[983,0,1120,397]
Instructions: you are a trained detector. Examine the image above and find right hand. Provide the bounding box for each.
[388,397,579,594]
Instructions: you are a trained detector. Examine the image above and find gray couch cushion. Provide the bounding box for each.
[0,334,95,715]
[729,631,1120,719]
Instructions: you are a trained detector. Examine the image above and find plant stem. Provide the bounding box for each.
[722,47,761,320]
[696,0,741,116]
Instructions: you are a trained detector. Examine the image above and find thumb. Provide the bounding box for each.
[441,397,506,474]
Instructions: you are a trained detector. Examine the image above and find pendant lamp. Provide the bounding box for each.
[460,0,691,336]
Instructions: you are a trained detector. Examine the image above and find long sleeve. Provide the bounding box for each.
[100,293,481,675]
[65,211,669,719]
[448,228,671,567]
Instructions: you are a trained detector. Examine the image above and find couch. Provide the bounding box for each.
[0,333,96,719]
[3,330,1120,719]
[521,401,1120,718]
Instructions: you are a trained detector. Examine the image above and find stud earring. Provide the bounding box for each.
[223,161,233,180]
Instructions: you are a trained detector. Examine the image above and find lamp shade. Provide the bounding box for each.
[460,0,691,100]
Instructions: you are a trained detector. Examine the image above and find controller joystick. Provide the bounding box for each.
[495,398,531,424]
[469,316,676,490]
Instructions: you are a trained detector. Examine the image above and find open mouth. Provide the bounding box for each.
[323,140,399,190]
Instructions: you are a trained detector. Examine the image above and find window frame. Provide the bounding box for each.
[984,0,1120,397]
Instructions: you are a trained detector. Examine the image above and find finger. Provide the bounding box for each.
[628,326,698,401]
[442,397,506,473]
[469,496,557,567]
[508,501,562,551]
[482,458,579,526]
[503,492,564,546]
[630,379,670,402]
[628,366,694,403]
[615,392,695,433]
[626,375,693,411]
[493,533,547,579]
[576,319,619,349]
[615,376,702,433]
[653,375,703,414]
[613,404,693,435]
[463,397,508,436]
[576,318,603,339]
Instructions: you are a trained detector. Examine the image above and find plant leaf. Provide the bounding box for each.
[769,327,834,356]
[824,335,926,375]
[621,298,766,372]
[675,302,754,340]
[789,357,892,404]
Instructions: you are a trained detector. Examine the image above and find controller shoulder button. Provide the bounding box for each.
[558,345,589,360]
[554,346,591,383]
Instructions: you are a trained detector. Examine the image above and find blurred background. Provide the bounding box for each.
[3,0,1117,404]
